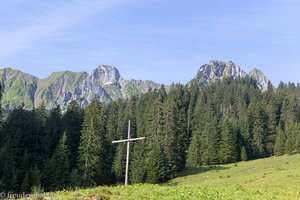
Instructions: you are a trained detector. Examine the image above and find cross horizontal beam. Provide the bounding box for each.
[112,137,145,144]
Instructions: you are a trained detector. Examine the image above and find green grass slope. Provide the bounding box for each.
[170,154,300,189]
[30,154,300,200]
[0,68,38,109]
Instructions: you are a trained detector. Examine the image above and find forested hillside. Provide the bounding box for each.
[0,77,300,193]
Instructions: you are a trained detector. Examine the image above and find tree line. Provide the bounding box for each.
[0,77,300,193]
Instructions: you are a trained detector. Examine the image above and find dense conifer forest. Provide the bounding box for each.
[0,77,300,193]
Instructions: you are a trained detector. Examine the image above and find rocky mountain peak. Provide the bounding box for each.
[90,65,120,85]
[248,68,270,91]
[249,68,262,74]
[192,60,247,86]
[209,59,234,67]
[190,60,271,91]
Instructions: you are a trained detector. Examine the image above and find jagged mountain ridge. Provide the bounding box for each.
[0,60,271,109]
[0,65,161,109]
[190,60,271,90]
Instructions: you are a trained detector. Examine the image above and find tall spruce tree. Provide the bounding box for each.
[163,99,179,179]
[252,103,268,158]
[63,101,84,169]
[284,121,298,155]
[187,82,199,140]
[0,144,16,192]
[107,101,119,142]
[50,132,70,190]
[241,146,248,161]
[41,158,55,191]
[146,144,166,183]
[274,129,286,156]
[186,92,206,167]
[130,142,146,184]
[266,104,277,156]
[186,132,202,167]
[220,118,238,164]
[45,106,63,157]
[21,171,30,193]
[129,97,148,184]
[200,117,220,165]
[78,98,111,187]
[113,143,126,183]
[112,100,127,181]
[145,98,166,183]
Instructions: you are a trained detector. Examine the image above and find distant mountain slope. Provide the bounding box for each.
[35,70,88,108]
[0,68,38,109]
[0,60,271,109]
[0,65,161,109]
[190,60,271,91]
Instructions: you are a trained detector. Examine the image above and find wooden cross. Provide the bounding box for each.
[112,120,145,185]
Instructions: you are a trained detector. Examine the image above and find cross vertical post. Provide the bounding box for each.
[125,120,130,185]
[112,120,145,186]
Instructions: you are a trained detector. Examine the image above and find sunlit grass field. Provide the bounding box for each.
[30,154,300,199]
[171,154,300,189]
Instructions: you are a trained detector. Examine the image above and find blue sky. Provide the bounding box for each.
[0,0,300,86]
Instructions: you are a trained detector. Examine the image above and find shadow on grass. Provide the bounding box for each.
[166,165,230,186]
[180,165,230,177]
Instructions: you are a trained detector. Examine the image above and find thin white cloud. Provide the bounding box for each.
[0,0,139,59]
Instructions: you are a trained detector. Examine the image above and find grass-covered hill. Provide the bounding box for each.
[30,154,300,200]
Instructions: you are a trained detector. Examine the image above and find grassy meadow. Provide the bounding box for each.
[27,154,300,199]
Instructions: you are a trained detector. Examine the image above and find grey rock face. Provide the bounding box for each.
[89,65,120,85]
[51,65,160,108]
[190,60,271,90]
[191,60,247,86]
[248,68,270,91]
